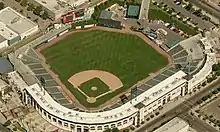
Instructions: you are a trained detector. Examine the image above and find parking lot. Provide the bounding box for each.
[148,22,184,45]
[201,97,220,120]
[154,0,214,30]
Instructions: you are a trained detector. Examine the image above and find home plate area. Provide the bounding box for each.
[68,70,123,103]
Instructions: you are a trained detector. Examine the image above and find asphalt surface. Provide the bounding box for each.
[155,0,214,29]
[139,0,150,19]
[137,79,220,132]
[187,0,220,19]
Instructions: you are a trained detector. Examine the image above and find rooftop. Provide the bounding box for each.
[99,10,113,20]
[179,34,203,60]
[0,57,13,74]
[34,0,87,16]
[0,34,6,43]
[154,117,190,132]
[0,21,19,40]
[127,5,140,17]
[0,7,37,35]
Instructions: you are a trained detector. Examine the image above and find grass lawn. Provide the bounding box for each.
[80,78,110,97]
[148,8,198,36]
[41,30,168,107]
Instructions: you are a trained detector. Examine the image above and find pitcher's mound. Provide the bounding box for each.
[87,97,96,103]
[91,86,97,91]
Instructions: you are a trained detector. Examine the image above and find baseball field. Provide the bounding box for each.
[41,29,168,108]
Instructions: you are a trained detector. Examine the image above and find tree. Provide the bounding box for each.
[212,89,218,94]
[112,128,119,132]
[202,96,208,101]
[150,115,154,118]
[33,6,42,16]
[103,129,111,132]
[0,2,4,10]
[197,100,203,104]
[15,0,22,2]
[193,9,202,17]
[27,4,34,11]
[216,70,220,76]
[194,27,198,31]
[20,0,28,7]
[202,82,206,86]
[185,3,193,11]
[167,9,172,14]
[41,10,48,20]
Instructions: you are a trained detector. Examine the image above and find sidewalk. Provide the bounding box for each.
[134,78,220,132]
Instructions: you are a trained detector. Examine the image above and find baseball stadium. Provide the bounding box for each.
[8,26,218,132]
[37,28,169,108]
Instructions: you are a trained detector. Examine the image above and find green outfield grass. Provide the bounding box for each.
[41,30,168,107]
[80,78,110,97]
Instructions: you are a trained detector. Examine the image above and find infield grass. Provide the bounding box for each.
[80,78,110,97]
[41,30,168,107]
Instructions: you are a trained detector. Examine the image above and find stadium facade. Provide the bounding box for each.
[8,27,219,132]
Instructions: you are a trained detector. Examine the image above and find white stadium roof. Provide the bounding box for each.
[22,70,186,124]
[0,7,37,35]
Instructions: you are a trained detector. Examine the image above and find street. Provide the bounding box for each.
[139,0,150,19]
[136,79,220,132]
[155,0,214,29]
[187,0,220,19]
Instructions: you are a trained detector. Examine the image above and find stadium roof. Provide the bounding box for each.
[0,7,37,35]
[127,5,140,17]
[0,21,19,41]
[179,34,203,60]
[23,69,186,124]
[167,40,180,48]
[168,41,204,75]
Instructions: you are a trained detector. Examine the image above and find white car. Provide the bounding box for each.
[175,2,181,5]
[165,23,171,27]
[182,4,187,8]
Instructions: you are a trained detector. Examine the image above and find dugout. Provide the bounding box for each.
[98,10,122,29]
[126,5,140,19]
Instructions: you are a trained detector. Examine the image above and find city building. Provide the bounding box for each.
[0,7,38,48]
[0,57,13,74]
[126,5,140,19]
[62,9,85,23]
[29,0,88,20]
[153,117,197,132]
[0,22,19,48]
[0,7,38,40]
[98,10,122,29]
[7,27,218,132]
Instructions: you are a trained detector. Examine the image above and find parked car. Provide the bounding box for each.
[174,0,181,5]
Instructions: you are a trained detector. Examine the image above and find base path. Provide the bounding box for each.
[68,70,123,91]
